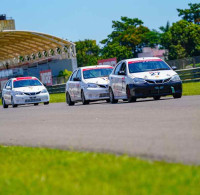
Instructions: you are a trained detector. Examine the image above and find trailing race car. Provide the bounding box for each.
[66,65,113,105]
[2,77,50,108]
[109,57,182,103]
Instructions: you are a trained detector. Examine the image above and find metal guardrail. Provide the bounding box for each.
[176,67,200,83]
[46,84,65,94]
[0,68,199,98]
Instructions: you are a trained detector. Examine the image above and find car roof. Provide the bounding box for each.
[79,65,113,70]
[125,57,162,63]
[12,77,38,81]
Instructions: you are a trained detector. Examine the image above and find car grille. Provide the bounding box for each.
[24,91,41,95]
[145,78,171,84]
[98,84,108,88]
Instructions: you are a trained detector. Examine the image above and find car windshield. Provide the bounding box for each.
[128,60,171,73]
[83,68,113,79]
[13,79,42,88]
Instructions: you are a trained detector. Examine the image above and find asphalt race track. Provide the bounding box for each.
[0,95,200,164]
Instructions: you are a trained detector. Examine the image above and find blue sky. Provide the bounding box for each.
[1,0,198,43]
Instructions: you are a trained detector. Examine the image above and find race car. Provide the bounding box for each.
[109,57,182,103]
[2,77,50,108]
[66,65,113,105]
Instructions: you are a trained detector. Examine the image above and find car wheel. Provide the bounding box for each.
[44,101,49,105]
[66,92,75,106]
[106,99,110,103]
[2,98,8,109]
[81,91,89,105]
[173,93,182,99]
[126,86,136,103]
[34,103,39,106]
[153,96,161,100]
[11,96,18,108]
[109,88,118,104]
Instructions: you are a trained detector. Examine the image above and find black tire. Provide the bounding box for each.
[126,86,136,103]
[2,98,8,109]
[81,91,89,105]
[44,101,49,105]
[106,99,110,103]
[34,103,39,106]
[11,97,17,108]
[173,93,182,99]
[66,92,75,106]
[109,88,118,104]
[153,96,161,100]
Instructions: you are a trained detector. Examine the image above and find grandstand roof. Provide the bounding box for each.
[0,30,76,68]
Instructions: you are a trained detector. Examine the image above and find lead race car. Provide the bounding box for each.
[109,57,182,103]
[2,77,50,108]
[66,65,113,105]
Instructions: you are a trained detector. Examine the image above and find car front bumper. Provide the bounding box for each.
[128,81,182,98]
[13,93,50,104]
[84,87,109,100]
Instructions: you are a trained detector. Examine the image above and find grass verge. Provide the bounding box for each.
[0,82,199,105]
[0,145,200,194]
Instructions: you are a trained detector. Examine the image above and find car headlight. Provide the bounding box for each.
[171,75,181,82]
[132,78,146,84]
[41,89,48,93]
[87,83,99,88]
[15,91,24,95]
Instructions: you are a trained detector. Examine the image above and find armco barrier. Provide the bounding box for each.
[46,84,65,94]
[176,67,200,83]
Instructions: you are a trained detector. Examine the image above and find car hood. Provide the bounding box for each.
[13,85,45,92]
[130,70,176,80]
[84,77,109,85]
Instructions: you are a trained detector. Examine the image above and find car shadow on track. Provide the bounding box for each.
[72,97,174,107]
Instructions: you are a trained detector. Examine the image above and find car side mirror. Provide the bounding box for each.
[118,71,126,75]
[73,77,80,81]
[6,86,11,90]
[171,66,177,70]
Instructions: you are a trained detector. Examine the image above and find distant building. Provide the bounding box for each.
[138,47,168,60]
[0,14,15,31]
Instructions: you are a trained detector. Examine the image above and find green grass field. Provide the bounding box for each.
[0,146,200,195]
[0,82,200,105]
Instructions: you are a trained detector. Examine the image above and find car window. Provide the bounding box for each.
[70,70,77,81]
[83,67,113,79]
[114,63,122,75]
[120,62,127,75]
[5,80,11,89]
[13,79,42,88]
[76,69,82,81]
[9,80,12,89]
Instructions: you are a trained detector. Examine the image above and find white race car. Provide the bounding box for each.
[109,57,182,103]
[2,77,50,108]
[66,65,113,105]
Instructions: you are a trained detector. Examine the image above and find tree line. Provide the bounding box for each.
[75,3,200,67]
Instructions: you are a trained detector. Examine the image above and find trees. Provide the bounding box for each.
[177,3,200,25]
[75,40,100,67]
[160,20,200,59]
[100,17,154,61]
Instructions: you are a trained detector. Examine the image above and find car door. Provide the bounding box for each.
[111,63,122,97]
[119,62,127,97]
[110,63,122,97]
[67,70,77,100]
[3,80,12,104]
[74,69,82,100]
